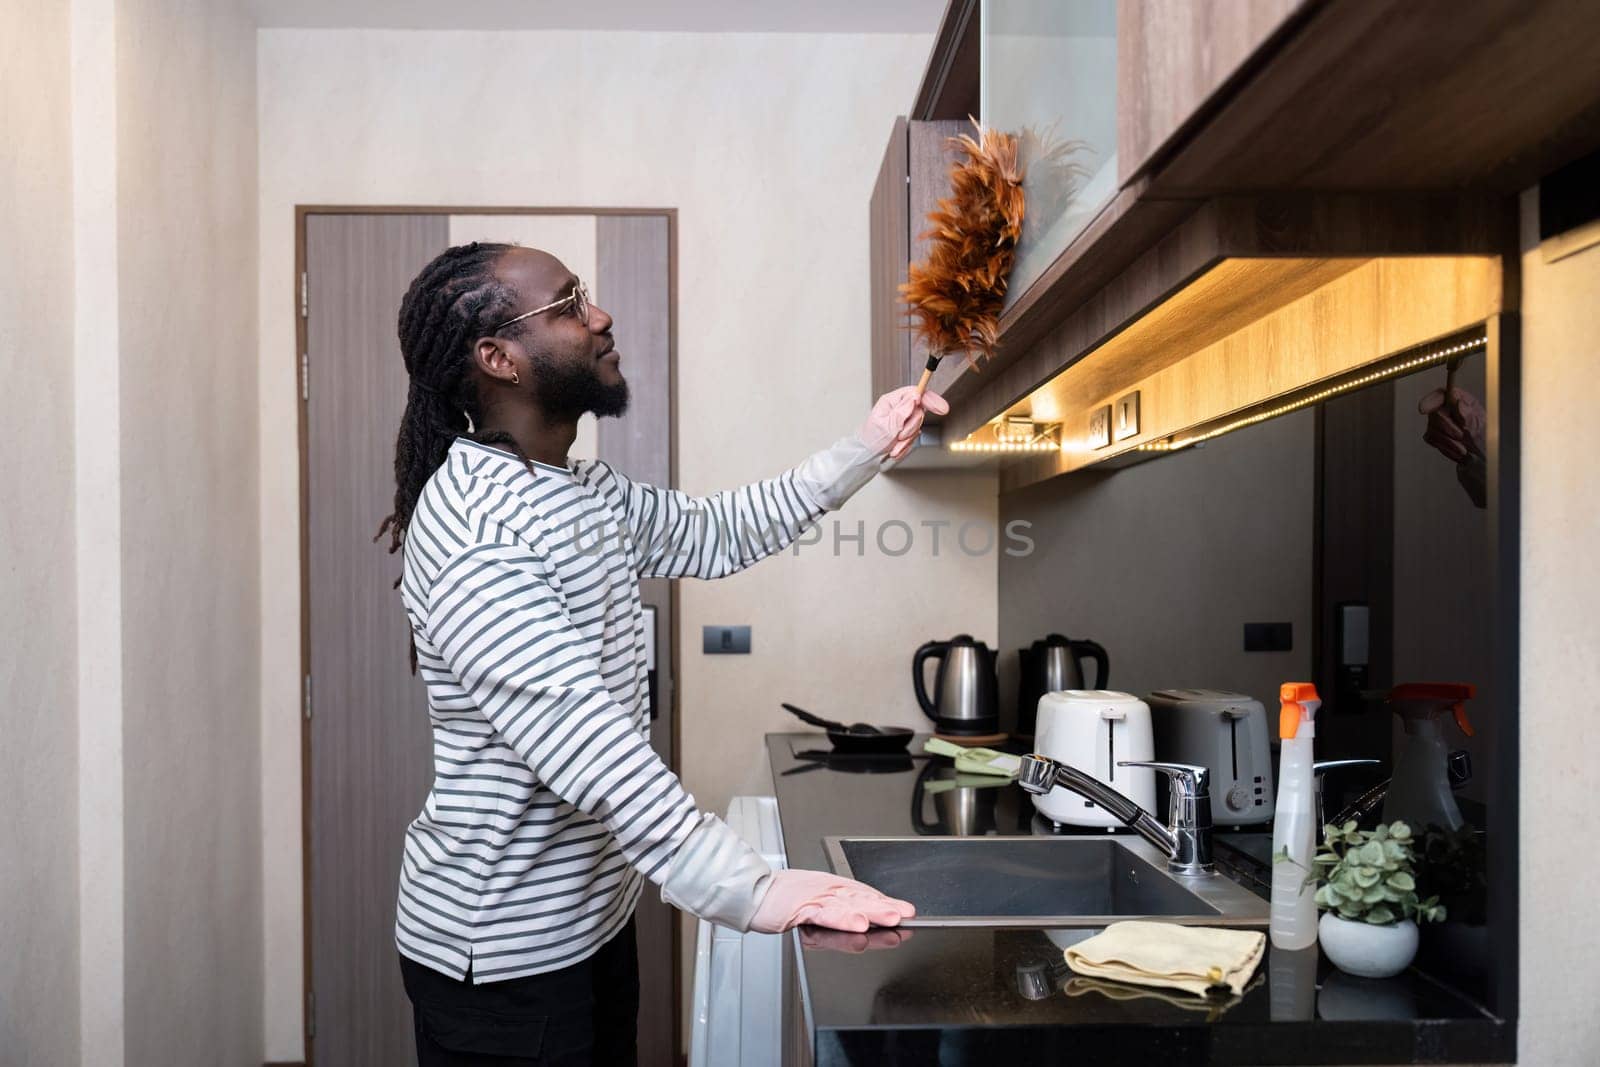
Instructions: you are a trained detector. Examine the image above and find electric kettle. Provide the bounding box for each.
[910,762,1002,837]
[913,634,999,736]
[1016,633,1110,736]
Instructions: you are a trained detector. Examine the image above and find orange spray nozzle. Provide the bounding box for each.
[1389,682,1476,736]
[1279,682,1320,739]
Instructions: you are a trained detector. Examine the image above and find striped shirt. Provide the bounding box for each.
[395,437,838,983]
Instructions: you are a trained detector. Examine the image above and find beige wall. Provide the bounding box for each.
[1517,189,1600,1064]
[254,27,1001,1057]
[0,2,81,1064]
[116,0,264,1063]
[6,1,264,1063]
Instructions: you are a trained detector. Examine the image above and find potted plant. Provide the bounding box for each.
[1312,820,1446,978]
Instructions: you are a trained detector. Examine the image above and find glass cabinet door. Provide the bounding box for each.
[981,0,1118,305]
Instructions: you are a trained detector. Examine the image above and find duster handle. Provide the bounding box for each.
[914,354,940,396]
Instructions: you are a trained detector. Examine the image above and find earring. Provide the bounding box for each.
[511,369,521,385]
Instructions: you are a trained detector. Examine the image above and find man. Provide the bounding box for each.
[378,242,943,1065]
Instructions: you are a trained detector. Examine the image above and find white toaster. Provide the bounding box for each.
[1031,690,1156,829]
[1146,688,1274,826]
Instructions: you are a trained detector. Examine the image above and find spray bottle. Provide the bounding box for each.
[1382,683,1475,831]
[1271,682,1321,949]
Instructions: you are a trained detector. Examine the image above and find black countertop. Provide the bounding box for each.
[766,733,1511,1066]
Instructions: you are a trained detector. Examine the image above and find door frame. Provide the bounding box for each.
[292,205,680,1065]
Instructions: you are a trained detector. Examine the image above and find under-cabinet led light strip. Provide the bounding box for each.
[1136,335,1488,454]
[947,439,1061,453]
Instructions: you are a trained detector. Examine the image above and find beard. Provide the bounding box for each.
[532,351,630,419]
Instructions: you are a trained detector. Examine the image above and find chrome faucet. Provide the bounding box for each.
[1316,752,1471,829]
[1017,754,1215,877]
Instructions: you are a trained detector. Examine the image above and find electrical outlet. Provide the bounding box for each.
[1114,390,1141,441]
[1088,405,1113,449]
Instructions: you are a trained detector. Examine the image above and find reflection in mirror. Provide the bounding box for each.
[998,348,1498,992]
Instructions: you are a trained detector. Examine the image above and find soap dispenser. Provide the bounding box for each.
[1271,683,1321,950]
[1382,683,1476,831]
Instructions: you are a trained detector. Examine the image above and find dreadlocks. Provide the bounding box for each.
[376,242,528,556]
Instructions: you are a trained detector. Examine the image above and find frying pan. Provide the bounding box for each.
[780,703,914,754]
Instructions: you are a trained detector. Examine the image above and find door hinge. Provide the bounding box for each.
[300,271,308,318]
[306,989,316,1039]
[300,353,310,402]
[303,674,312,720]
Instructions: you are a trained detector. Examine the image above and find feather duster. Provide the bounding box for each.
[899,121,1082,392]
[899,121,1026,387]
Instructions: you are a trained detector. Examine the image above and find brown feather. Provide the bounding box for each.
[899,121,1029,369]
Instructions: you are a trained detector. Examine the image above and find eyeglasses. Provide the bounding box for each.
[494,279,591,332]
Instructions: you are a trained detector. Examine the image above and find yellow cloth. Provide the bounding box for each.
[1063,921,1266,998]
[1063,975,1257,1022]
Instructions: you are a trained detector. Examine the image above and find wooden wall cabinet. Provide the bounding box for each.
[868,116,964,401]
[1116,0,1307,185]
[881,0,1599,468]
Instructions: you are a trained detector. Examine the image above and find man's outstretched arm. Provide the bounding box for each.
[604,386,948,581]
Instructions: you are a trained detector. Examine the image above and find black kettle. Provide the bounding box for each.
[913,635,999,736]
[1016,633,1110,736]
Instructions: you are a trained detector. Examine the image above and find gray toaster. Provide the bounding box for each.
[1146,688,1274,826]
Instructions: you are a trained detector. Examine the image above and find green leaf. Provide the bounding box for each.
[1390,821,1413,842]
[1353,867,1381,888]
[1387,872,1416,892]
[1360,841,1387,866]
[1343,820,1359,835]
[1365,904,1397,925]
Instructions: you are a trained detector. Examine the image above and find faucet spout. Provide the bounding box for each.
[1018,754,1215,877]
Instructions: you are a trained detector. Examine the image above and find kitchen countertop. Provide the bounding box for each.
[766,733,1511,1066]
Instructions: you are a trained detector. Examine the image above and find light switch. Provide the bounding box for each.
[1114,390,1141,441]
[702,625,751,654]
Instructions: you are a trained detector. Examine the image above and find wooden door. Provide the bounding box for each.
[594,215,678,1060]
[306,212,444,1067]
[304,211,678,1065]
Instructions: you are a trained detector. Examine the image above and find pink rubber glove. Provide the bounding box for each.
[1418,386,1486,463]
[749,869,916,935]
[859,386,951,461]
[1418,385,1488,508]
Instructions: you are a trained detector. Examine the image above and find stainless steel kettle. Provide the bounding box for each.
[913,634,999,736]
[1016,633,1110,736]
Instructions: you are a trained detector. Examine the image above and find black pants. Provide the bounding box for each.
[399,919,639,1066]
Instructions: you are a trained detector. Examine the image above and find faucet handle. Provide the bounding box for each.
[1313,759,1380,829]
[1117,760,1209,801]
[1314,759,1379,778]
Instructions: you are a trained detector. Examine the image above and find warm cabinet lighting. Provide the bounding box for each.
[1138,334,1488,455]
[948,418,1062,453]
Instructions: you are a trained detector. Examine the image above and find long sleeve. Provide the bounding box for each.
[608,434,884,581]
[424,541,772,928]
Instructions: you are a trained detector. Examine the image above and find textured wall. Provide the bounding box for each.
[0,2,81,1064]
[255,28,998,1057]
[1517,188,1600,1064]
[116,0,264,1063]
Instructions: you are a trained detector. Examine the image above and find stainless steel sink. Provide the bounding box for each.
[823,835,1270,928]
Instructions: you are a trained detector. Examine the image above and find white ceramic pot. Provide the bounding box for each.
[1318,913,1419,979]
